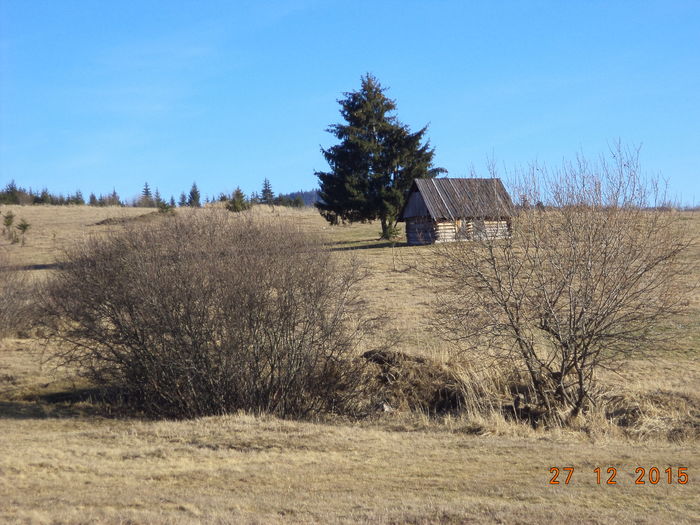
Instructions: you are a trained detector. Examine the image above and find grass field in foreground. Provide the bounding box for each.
[0,204,698,523]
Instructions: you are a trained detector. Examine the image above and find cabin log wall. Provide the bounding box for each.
[406,217,436,245]
[406,218,511,246]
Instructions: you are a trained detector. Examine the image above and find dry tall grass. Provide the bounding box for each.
[0,251,33,338]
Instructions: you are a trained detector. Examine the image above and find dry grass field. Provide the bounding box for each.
[1,204,698,524]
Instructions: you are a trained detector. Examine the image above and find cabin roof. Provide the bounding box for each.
[399,177,514,221]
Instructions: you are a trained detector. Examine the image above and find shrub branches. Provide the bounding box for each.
[40,211,375,418]
[430,145,693,423]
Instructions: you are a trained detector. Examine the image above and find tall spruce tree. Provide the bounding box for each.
[188,182,201,208]
[261,178,274,205]
[316,74,445,239]
[138,182,154,207]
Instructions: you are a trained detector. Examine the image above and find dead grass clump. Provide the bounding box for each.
[360,350,516,417]
[357,348,699,441]
[361,350,467,414]
[358,349,553,432]
[603,390,700,441]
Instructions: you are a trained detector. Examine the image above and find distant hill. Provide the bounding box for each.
[277,189,320,207]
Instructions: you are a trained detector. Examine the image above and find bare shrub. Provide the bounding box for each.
[40,211,375,418]
[430,145,693,424]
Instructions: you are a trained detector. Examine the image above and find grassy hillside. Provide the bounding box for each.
[1,204,698,524]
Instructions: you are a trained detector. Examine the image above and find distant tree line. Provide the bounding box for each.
[0,180,96,206]
[221,179,306,212]
[279,189,320,206]
[0,179,320,210]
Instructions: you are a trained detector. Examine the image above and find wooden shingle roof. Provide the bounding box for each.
[400,178,514,221]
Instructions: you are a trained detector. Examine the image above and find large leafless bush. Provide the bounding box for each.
[41,211,374,418]
[431,145,693,423]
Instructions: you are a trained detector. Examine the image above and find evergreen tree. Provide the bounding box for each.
[153,188,162,207]
[108,189,121,206]
[316,74,445,239]
[38,189,51,204]
[188,182,201,208]
[95,189,117,206]
[179,192,188,207]
[0,181,19,204]
[16,218,30,246]
[169,196,176,207]
[261,178,274,205]
[226,187,251,213]
[2,211,14,237]
[136,182,155,207]
[88,193,98,206]
[72,190,85,205]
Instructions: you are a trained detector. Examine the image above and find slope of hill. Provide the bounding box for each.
[0,204,698,524]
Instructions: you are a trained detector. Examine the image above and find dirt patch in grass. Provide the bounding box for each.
[605,390,700,441]
[92,210,165,226]
[362,350,476,414]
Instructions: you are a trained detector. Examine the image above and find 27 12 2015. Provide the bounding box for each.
[549,466,689,485]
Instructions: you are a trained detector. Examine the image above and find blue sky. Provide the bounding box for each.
[1,0,699,204]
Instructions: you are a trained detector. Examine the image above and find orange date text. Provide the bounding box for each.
[548,466,689,485]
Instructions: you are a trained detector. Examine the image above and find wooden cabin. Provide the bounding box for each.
[399,178,514,245]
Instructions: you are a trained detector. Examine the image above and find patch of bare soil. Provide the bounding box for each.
[92,211,165,226]
[604,390,700,441]
[361,350,467,414]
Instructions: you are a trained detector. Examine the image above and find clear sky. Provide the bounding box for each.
[1,1,699,204]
